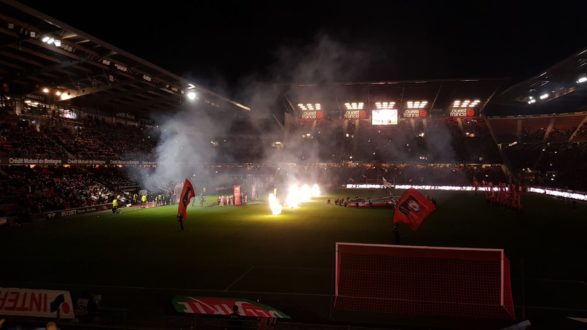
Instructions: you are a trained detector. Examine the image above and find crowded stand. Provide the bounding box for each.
[0,108,158,161]
[490,114,587,190]
[0,115,67,159]
[283,116,501,164]
[0,167,113,217]
[44,118,157,161]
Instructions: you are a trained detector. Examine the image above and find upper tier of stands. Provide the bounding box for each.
[0,113,157,161]
[284,116,501,164]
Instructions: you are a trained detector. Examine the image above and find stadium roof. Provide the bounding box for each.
[283,78,506,117]
[487,47,587,116]
[0,0,250,114]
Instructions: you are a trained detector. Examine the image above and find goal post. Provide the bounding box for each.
[334,242,515,320]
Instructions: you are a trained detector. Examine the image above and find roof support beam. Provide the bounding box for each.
[543,118,556,142]
[568,115,587,142]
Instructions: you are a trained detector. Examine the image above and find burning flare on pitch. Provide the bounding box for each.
[268,193,282,215]
[311,183,321,197]
[286,184,301,208]
[270,183,321,215]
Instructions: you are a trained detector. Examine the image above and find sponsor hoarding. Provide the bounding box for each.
[172,296,290,319]
[0,288,74,319]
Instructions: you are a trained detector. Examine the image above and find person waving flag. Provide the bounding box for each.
[393,188,436,232]
[177,179,196,231]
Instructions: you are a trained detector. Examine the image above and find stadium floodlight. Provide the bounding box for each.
[42,87,49,94]
[452,99,481,108]
[41,35,62,47]
[528,99,536,104]
[186,91,197,101]
[345,102,364,110]
[298,103,321,111]
[577,76,587,84]
[375,101,396,109]
[539,93,549,100]
[407,100,428,109]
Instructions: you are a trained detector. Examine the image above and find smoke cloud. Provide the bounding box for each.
[128,34,464,192]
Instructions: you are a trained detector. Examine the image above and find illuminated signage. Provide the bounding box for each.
[449,108,476,117]
[301,111,323,120]
[403,109,428,118]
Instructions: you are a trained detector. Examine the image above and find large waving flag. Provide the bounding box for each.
[178,179,196,220]
[393,188,436,231]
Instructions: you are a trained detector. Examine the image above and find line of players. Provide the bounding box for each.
[475,181,524,210]
[217,194,248,207]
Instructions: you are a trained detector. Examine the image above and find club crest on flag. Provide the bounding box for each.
[393,189,436,231]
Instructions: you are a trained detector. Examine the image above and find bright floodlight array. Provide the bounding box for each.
[375,101,396,109]
[527,75,586,105]
[452,99,481,108]
[344,102,364,110]
[40,87,68,100]
[41,35,61,47]
[186,91,197,101]
[528,93,549,104]
[185,83,198,101]
[298,103,322,111]
[406,100,428,109]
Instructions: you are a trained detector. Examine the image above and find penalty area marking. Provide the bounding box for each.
[224,266,255,292]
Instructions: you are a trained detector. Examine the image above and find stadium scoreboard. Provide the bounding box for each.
[371,109,398,125]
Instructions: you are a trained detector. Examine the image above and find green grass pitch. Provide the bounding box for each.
[1,190,586,325]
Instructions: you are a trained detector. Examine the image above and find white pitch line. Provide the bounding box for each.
[224,266,255,292]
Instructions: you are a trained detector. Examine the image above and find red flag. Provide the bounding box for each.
[177,179,196,220]
[393,188,436,231]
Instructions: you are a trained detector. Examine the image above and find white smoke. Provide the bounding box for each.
[129,105,223,191]
[128,34,464,191]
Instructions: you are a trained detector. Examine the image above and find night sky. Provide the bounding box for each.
[19,0,587,92]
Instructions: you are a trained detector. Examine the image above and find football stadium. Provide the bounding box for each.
[0,1,586,329]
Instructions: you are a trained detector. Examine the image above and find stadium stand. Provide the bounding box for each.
[489,113,587,190]
[0,0,585,224]
[0,167,112,214]
[45,118,158,160]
